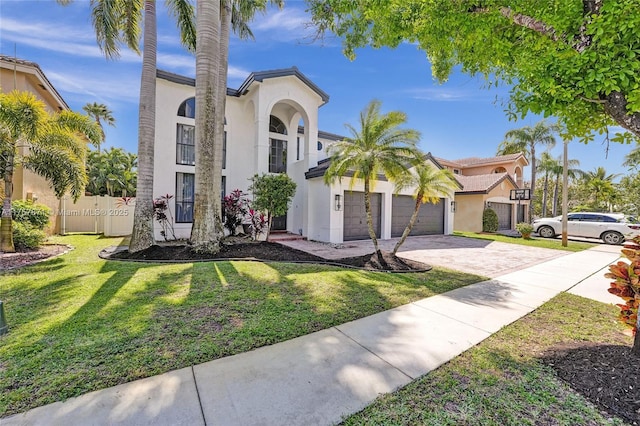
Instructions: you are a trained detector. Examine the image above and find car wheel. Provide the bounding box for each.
[602,231,624,245]
[537,225,555,238]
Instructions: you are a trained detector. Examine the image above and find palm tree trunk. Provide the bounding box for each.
[542,172,549,217]
[552,174,560,216]
[393,192,423,255]
[363,178,381,258]
[529,144,536,218]
[1,153,15,252]
[191,0,223,253]
[129,0,157,253]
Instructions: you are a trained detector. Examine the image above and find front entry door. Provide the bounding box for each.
[271,214,287,231]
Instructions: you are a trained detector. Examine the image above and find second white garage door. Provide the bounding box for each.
[391,195,445,237]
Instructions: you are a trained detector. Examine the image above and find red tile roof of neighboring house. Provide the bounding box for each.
[455,173,518,194]
[451,153,528,167]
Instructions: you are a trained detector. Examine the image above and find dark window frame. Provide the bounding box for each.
[176,123,196,166]
[175,172,195,223]
[269,138,287,173]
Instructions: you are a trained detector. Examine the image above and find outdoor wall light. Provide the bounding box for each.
[334,194,342,211]
[450,200,456,213]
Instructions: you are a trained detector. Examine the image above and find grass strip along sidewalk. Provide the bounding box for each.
[0,235,484,417]
[342,293,633,425]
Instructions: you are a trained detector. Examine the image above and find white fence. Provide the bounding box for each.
[60,195,135,236]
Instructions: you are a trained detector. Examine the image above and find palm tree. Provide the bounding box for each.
[623,142,640,170]
[0,90,100,252]
[497,120,559,209]
[324,100,421,258]
[60,0,195,252]
[392,162,458,255]
[537,151,557,217]
[82,102,115,152]
[550,156,583,216]
[583,167,619,210]
[190,0,282,252]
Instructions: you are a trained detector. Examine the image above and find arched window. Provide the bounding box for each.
[269,115,287,135]
[493,166,507,174]
[317,141,323,151]
[178,97,195,118]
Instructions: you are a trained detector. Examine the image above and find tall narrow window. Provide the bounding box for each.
[296,137,300,161]
[175,172,195,223]
[176,124,195,165]
[223,131,227,169]
[269,139,287,173]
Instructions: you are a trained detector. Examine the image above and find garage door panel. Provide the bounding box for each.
[492,203,512,230]
[391,195,444,237]
[344,192,381,241]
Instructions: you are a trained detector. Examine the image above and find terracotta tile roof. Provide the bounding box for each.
[452,153,527,166]
[456,173,517,193]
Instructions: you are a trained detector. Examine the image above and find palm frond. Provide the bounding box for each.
[166,0,196,51]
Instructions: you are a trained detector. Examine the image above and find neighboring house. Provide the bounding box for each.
[438,154,530,232]
[0,55,69,234]
[155,68,456,243]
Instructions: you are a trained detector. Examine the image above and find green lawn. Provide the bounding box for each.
[342,293,630,425]
[454,231,597,252]
[0,235,485,417]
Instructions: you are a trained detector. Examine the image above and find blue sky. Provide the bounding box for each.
[0,0,634,179]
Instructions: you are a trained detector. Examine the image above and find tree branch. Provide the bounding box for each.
[497,7,561,42]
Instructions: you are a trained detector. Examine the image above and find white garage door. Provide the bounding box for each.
[391,195,445,237]
[344,192,381,241]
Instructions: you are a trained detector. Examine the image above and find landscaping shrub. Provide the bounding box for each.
[482,208,499,232]
[223,189,249,235]
[12,221,47,250]
[515,222,534,239]
[153,194,177,241]
[606,236,640,355]
[11,200,51,229]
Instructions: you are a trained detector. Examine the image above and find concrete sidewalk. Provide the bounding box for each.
[4,245,622,426]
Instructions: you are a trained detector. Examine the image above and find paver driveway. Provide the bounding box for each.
[279,235,570,278]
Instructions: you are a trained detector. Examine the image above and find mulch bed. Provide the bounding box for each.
[0,244,69,271]
[542,343,640,425]
[109,240,431,272]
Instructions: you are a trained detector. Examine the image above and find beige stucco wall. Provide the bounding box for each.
[1,64,68,234]
[454,179,529,232]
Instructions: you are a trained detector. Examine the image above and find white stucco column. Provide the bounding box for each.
[254,116,269,175]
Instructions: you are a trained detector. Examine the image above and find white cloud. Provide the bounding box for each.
[47,70,140,105]
[250,7,315,42]
[2,17,142,62]
[407,87,489,102]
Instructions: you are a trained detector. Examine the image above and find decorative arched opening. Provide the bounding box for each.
[177,97,195,118]
[493,166,507,174]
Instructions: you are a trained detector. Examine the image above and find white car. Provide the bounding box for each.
[532,212,640,245]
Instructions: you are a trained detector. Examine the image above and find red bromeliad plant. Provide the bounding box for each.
[606,236,640,355]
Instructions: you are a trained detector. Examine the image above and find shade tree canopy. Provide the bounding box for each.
[308,0,640,144]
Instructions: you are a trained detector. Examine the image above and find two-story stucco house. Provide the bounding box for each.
[154,67,456,244]
[0,55,70,234]
[438,154,531,232]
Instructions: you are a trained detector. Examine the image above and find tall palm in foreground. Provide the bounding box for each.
[82,102,115,152]
[190,0,282,252]
[0,91,100,252]
[497,120,558,208]
[60,0,195,252]
[324,100,421,257]
[392,163,458,255]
